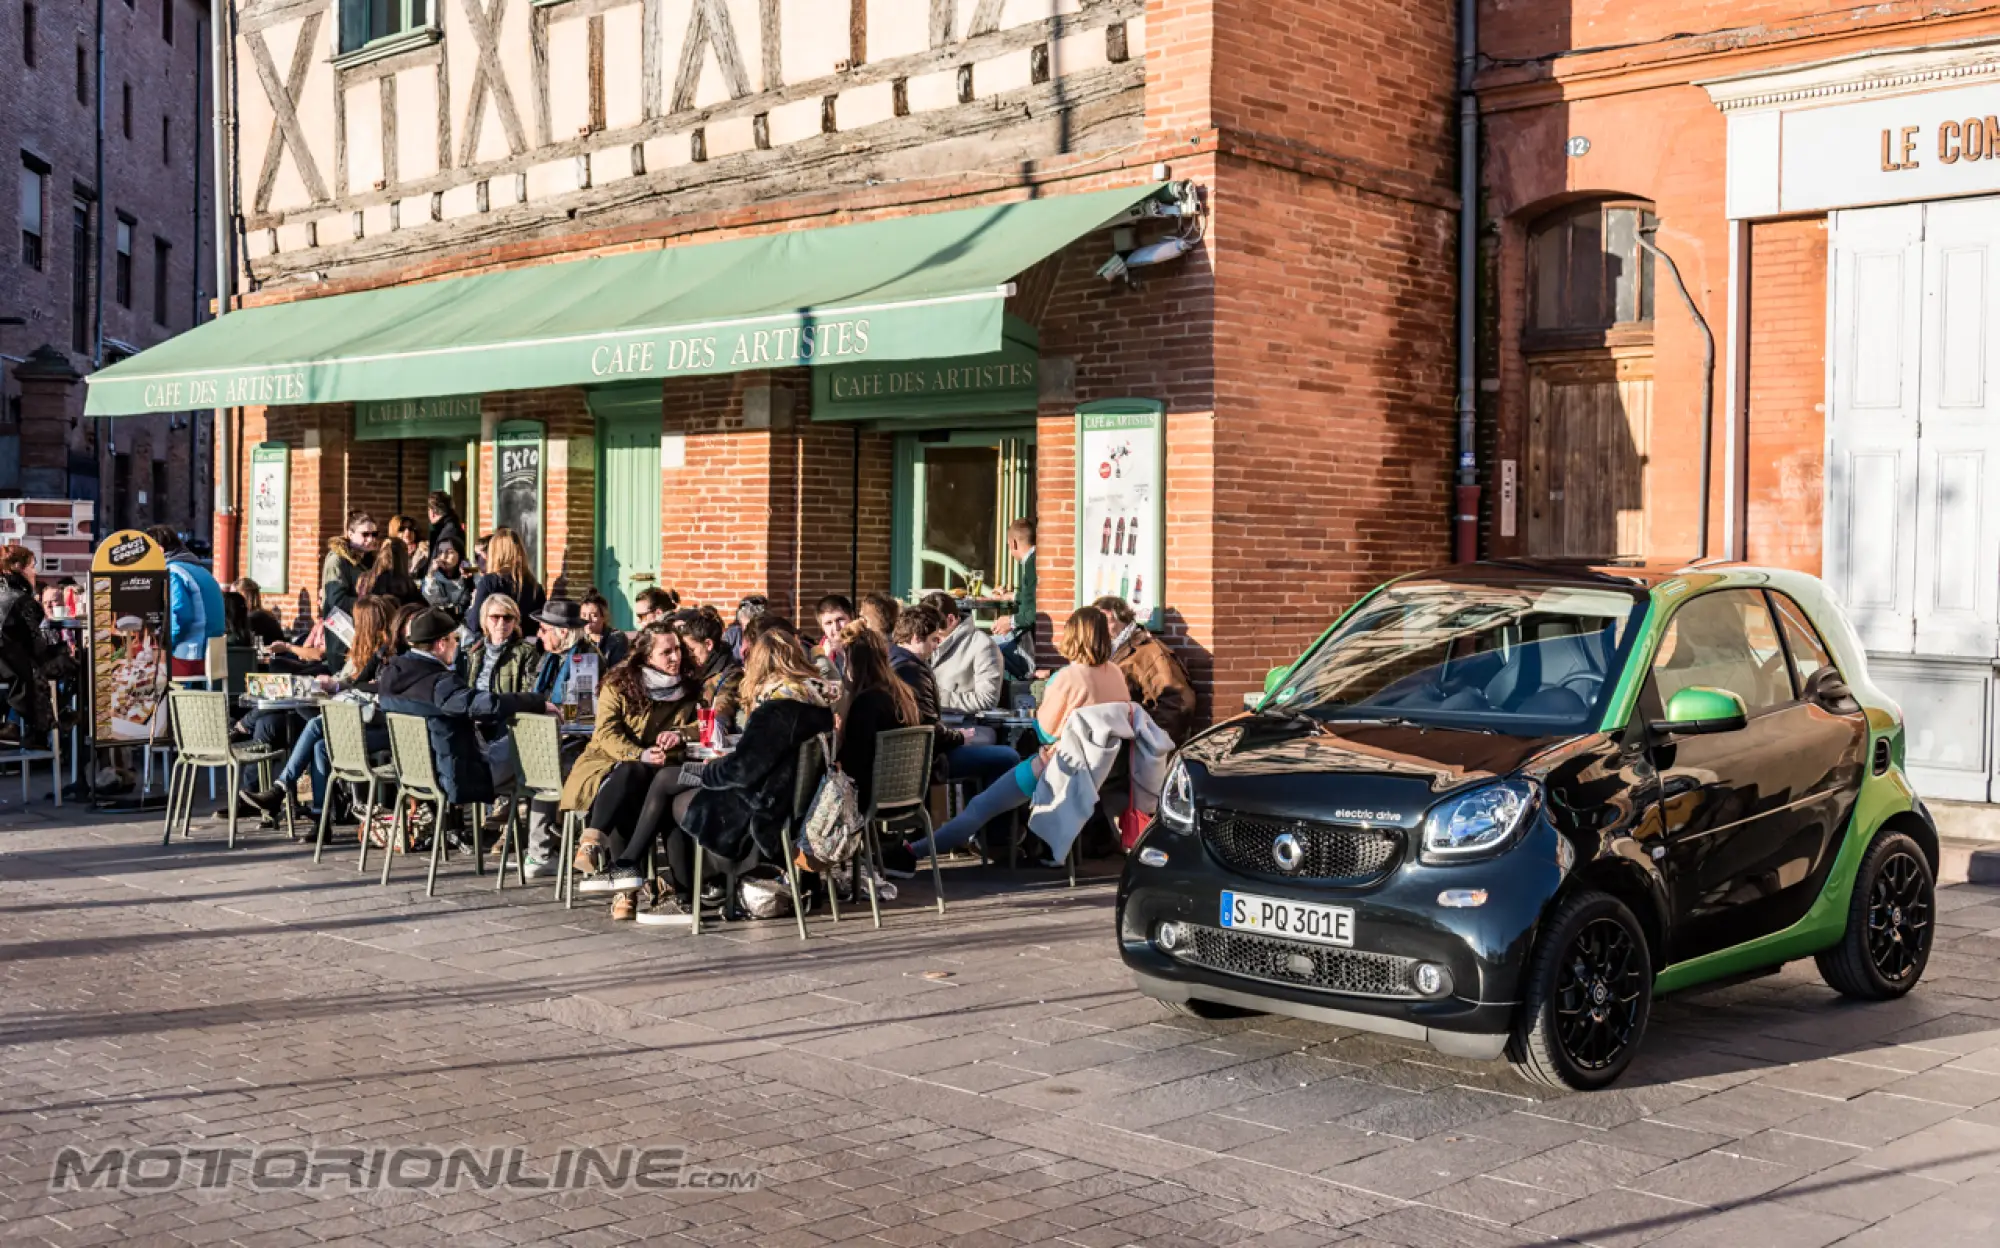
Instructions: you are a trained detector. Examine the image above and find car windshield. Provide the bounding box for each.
[1275,580,1650,735]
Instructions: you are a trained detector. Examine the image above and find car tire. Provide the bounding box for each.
[1816,831,1934,1001]
[1510,889,1653,1092]
[1159,998,1261,1020]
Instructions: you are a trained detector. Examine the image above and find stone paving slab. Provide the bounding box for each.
[5,805,2000,1246]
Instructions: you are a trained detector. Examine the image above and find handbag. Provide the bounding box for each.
[797,735,864,870]
[1115,708,1153,852]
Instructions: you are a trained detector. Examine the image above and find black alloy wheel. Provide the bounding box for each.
[1819,831,1935,1000]
[1866,850,1931,983]
[1512,889,1653,1091]
[1555,918,1647,1072]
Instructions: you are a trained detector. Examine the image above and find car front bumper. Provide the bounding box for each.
[1117,822,1568,1061]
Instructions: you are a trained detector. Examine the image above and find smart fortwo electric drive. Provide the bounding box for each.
[1119,562,1938,1089]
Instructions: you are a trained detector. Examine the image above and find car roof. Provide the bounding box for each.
[1428,558,1808,594]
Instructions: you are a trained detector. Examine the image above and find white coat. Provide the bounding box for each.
[1028,701,1175,862]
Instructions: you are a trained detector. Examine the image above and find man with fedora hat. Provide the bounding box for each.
[526,598,601,707]
[378,608,548,809]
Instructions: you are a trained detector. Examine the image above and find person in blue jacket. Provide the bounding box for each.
[147,527,225,680]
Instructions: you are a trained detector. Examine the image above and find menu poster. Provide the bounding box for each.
[1075,401,1166,629]
[494,423,545,576]
[248,443,290,592]
[88,530,170,742]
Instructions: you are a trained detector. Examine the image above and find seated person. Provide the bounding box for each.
[636,629,836,922]
[459,595,540,694]
[833,623,921,818]
[376,608,545,818]
[812,594,855,684]
[239,596,397,821]
[858,591,900,638]
[907,608,1126,862]
[881,606,1019,876]
[676,606,744,731]
[579,591,629,667]
[527,600,601,706]
[633,587,681,631]
[922,590,1003,714]
[723,595,767,662]
[421,542,473,618]
[567,626,699,915]
[1094,595,1197,744]
[229,578,288,646]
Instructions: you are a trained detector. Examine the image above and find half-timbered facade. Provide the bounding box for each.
[92,0,1463,716]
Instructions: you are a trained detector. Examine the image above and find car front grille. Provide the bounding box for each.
[1171,923,1420,999]
[1201,809,1403,885]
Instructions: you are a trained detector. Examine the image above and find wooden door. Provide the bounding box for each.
[1525,351,1654,559]
[592,412,663,630]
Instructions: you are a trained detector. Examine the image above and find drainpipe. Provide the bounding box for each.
[849,425,860,602]
[1451,0,1480,563]
[92,0,105,370]
[1637,225,1714,561]
[192,13,205,535]
[210,0,239,580]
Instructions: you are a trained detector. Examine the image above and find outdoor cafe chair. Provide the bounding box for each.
[686,735,818,941]
[383,711,501,897]
[318,700,396,871]
[0,679,64,808]
[508,712,571,901]
[851,725,940,929]
[160,689,294,849]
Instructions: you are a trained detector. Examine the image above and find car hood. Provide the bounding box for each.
[1177,714,1575,828]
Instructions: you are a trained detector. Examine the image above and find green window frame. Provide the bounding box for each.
[337,0,436,60]
[891,429,1035,601]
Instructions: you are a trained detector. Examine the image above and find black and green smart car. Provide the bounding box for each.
[1119,561,1937,1090]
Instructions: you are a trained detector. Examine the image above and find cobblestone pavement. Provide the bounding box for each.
[6,806,2000,1247]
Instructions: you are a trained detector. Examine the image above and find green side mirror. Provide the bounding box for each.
[1263,665,1291,698]
[1650,686,1748,737]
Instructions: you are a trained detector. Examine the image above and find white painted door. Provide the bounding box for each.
[1913,198,2000,658]
[1827,204,1924,654]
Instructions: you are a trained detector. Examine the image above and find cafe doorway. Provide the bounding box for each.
[428,442,472,530]
[892,429,1035,598]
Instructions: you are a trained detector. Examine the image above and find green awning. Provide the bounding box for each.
[85,183,1165,417]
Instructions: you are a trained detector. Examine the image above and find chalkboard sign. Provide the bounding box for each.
[494,422,545,575]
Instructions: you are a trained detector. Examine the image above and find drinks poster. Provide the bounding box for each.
[494,422,544,575]
[1075,401,1166,629]
[88,530,170,741]
[248,442,289,592]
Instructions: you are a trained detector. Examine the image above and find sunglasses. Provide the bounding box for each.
[356,530,380,540]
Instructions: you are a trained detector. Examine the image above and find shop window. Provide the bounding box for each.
[114,215,132,306]
[18,155,43,270]
[1527,199,1657,347]
[338,0,432,56]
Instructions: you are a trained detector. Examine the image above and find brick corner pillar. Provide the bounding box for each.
[13,344,82,501]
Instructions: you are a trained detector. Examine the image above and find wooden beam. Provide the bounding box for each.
[671,0,752,113]
[248,11,330,210]
[380,73,399,189]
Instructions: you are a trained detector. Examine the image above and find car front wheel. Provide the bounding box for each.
[1510,890,1653,1091]
[1816,831,1934,1000]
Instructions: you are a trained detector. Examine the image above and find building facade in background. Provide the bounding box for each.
[0,0,215,541]
[130,0,1461,712]
[1474,1,2000,800]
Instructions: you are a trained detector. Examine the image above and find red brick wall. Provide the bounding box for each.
[1745,216,1828,575]
[1208,154,1457,704]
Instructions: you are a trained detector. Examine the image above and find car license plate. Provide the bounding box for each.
[1220,891,1354,947]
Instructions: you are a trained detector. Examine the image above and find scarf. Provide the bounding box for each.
[641,667,686,702]
[1112,622,1140,655]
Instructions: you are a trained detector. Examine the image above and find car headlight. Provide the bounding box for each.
[1158,761,1195,832]
[1421,780,1536,863]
